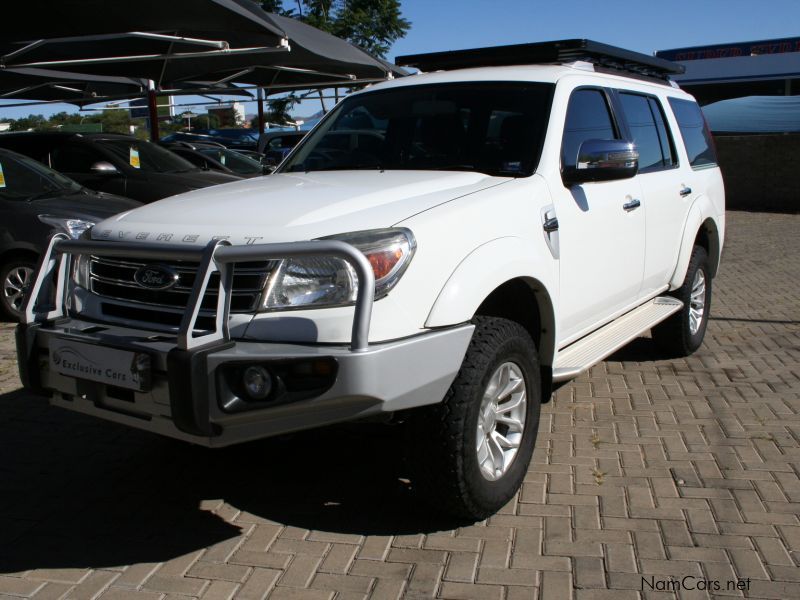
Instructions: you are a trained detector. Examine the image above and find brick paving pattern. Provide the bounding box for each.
[0,210,798,599]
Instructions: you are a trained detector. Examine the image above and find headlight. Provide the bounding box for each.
[38,215,95,240]
[262,228,416,311]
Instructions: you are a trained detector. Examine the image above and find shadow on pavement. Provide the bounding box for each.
[0,391,465,573]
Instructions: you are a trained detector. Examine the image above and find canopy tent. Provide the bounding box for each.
[702,96,800,133]
[0,67,147,105]
[1,0,404,138]
[1,2,400,88]
[4,0,285,41]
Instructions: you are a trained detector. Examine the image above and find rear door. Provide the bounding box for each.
[554,87,646,343]
[615,91,686,297]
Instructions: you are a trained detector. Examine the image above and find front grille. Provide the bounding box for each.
[89,256,275,315]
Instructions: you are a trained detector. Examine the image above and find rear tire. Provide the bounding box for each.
[651,245,711,357]
[406,316,541,520]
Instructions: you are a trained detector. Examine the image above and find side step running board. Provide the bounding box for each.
[552,296,683,382]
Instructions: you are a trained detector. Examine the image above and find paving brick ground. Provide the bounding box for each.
[0,210,798,600]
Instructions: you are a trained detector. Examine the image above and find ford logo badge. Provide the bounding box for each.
[133,264,179,290]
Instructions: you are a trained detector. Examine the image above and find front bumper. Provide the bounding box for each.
[17,319,474,447]
[18,235,473,447]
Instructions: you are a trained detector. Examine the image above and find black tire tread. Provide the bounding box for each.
[652,245,710,357]
[407,316,539,519]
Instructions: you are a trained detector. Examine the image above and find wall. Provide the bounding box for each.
[713,134,800,212]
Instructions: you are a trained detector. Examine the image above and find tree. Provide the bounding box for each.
[256,0,410,59]
[192,113,221,130]
[97,109,133,134]
[254,1,409,126]
[9,114,48,132]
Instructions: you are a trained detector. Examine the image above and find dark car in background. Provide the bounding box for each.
[160,131,234,147]
[165,141,268,178]
[0,132,241,203]
[191,128,260,151]
[257,130,307,165]
[0,148,141,319]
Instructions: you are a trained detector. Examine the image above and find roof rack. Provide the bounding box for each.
[395,39,685,81]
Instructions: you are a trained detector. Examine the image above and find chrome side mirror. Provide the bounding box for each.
[563,139,638,184]
[90,161,120,175]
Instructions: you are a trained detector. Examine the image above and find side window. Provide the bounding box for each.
[561,89,618,170]
[50,144,104,173]
[668,97,718,168]
[618,93,676,173]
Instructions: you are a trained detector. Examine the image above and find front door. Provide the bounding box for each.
[554,87,646,343]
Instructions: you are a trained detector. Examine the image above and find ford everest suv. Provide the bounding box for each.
[16,40,724,519]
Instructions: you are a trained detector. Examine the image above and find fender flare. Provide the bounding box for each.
[669,196,721,289]
[425,236,557,367]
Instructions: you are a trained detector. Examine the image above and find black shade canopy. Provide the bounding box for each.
[4,0,284,41]
[0,67,146,105]
[1,1,401,90]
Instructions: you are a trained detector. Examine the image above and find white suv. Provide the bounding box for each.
[18,40,724,519]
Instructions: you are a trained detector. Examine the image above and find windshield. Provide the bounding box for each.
[282,82,554,177]
[198,148,262,175]
[99,139,197,173]
[0,151,83,201]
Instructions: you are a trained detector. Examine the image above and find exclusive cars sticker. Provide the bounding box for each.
[50,339,151,392]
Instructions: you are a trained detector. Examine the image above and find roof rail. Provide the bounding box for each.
[396,39,684,81]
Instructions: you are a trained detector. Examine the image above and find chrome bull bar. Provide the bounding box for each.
[23,235,376,352]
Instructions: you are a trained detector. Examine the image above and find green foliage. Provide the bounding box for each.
[191,113,221,130]
[4,109,135,134]
[97,109,133,134]
[8,114,49,132]
[257,0,410,58]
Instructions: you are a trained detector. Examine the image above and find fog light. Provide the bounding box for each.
[243,366,272,400]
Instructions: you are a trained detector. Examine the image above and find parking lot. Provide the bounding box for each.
[0,209,798,600]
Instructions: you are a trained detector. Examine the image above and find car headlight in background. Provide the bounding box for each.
[38,215,95,240]
[262,228,416,310]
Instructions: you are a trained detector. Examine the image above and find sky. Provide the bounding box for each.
[2,0,799,122]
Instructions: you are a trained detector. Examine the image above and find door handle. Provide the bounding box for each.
[679,186,692,197]
[623,199,641,211]
[543,217,559,233]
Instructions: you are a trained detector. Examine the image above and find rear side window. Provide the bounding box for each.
[561,88,619,170]
[668,98,717,168]
[51,143,105,173]
[618,93,676,173]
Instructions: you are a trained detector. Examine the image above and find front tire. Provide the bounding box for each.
[651,245,712,356]
[406,316,541,520]
[1,259,36,321]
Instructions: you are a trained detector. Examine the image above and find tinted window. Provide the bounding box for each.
[51,143,105,173]
[619,93,676,172]
[0,151,82,200]
[562,89,618,169]
[668,98,717,168]
[99,139,196,173]
[282,82,555,177]
[198,148,262,175]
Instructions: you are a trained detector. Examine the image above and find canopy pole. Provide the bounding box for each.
[147,80,159,142]
[257,87,265,134]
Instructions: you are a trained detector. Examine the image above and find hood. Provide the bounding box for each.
[94,170,510,245]
[32,190,142,221]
